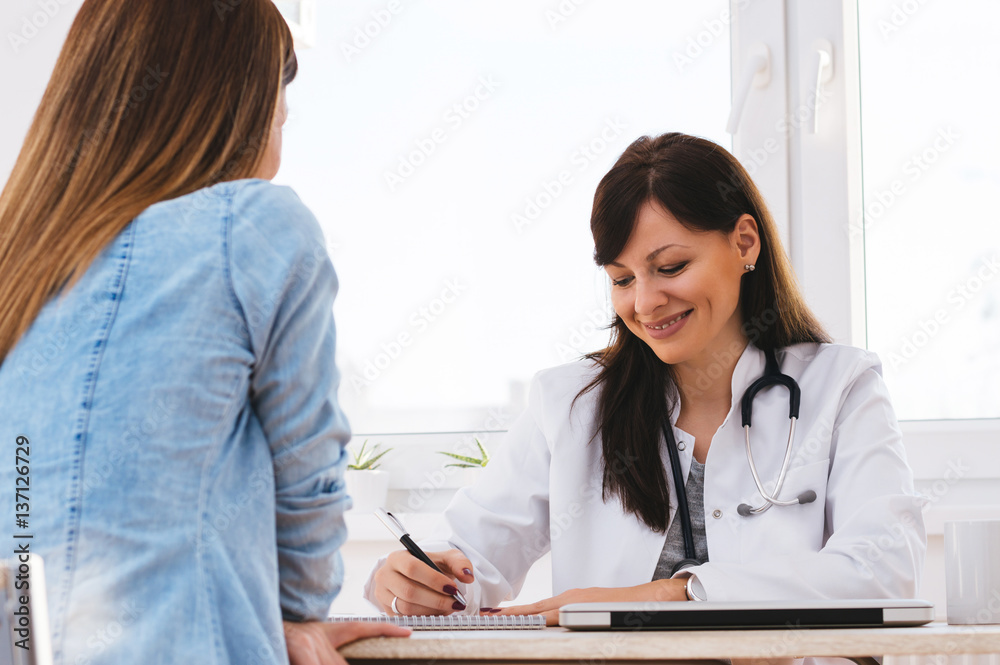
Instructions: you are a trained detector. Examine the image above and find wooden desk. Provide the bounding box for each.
[340,623,1000,665]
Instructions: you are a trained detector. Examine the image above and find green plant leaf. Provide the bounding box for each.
[349,440,391,470]
[474,437,490,465]
[444,463,477,468]
[351,439,369,466]
[363,447,392,468]
[438,451,485,466]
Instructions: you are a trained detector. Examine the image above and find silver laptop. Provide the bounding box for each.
[560,599,935,630]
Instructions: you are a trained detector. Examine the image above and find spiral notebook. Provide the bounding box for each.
[327,614,546,630]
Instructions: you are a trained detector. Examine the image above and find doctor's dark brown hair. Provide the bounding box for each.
[0,0,297,368]
[578,133,830,532]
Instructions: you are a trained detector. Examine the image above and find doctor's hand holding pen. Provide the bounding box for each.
[372,527,691,627]
[372,545,689,627]
[372,547,477,616]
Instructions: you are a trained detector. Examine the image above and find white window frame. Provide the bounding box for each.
[729,0,999,519]
[275,0,317,49]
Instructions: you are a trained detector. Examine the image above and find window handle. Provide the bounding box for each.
[726,43,771,135]
[811,39,834,134]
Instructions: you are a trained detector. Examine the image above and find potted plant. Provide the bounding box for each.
[437,437,490,487]
[344,440,392,512]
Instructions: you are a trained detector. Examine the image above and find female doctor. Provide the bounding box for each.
[365,133,926,624]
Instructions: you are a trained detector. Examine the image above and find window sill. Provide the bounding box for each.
[901,418,1000,480]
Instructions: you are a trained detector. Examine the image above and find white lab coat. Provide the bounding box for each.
[363,342,926,660]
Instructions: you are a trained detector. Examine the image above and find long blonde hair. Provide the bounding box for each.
[0,0,297,367]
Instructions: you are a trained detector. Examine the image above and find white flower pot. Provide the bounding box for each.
[345,470,390,513]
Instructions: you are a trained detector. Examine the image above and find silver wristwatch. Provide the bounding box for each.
[685,576,706,602]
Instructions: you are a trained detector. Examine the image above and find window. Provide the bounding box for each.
[858,0,1000,420]
[277,1,733,433]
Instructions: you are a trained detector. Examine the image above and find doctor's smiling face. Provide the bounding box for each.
[606,200,760,369]
[586,133,830,533]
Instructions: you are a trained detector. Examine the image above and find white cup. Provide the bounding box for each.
[945,519,1000,624]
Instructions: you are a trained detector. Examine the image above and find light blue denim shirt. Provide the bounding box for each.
[0,179,350,665]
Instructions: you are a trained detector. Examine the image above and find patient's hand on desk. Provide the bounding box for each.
[373,548,476,615]
[283,620,411,665]
[485,580,688,627]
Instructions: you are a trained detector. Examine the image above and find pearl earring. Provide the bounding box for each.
[744,264,756,272]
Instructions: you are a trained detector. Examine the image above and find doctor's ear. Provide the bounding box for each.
[732,214,760,267]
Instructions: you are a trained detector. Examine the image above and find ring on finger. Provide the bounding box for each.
[391,596,400,615]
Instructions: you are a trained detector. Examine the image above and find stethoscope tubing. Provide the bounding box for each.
[661,419,698,564]
[740,417,800,514]
[663,348,817,576]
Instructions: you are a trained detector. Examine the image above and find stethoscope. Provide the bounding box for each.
[663,348,817,576]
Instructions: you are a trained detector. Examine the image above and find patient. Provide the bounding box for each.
[0,1,406,662]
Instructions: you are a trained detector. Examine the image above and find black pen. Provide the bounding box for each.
[374,508,468,607]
